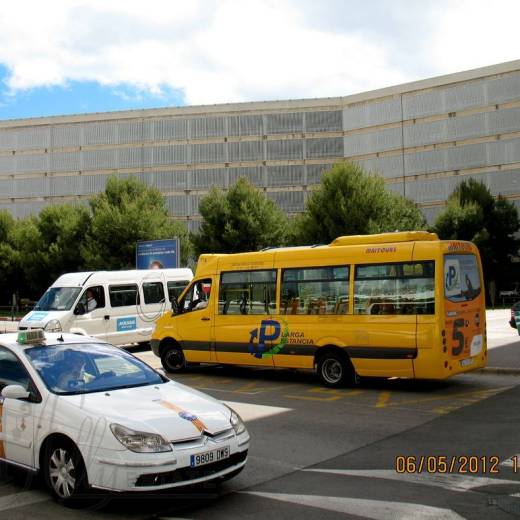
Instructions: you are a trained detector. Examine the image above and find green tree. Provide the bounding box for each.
[0,211,22,303]
[193,177,288,254]
[291,162,426,244]
[81,176,191,269]
[433,178,520,293]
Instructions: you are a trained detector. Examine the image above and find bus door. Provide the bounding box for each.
[352,262,430,378]
[443,253,485,370]
[176,278,215,363]
[214,270,276,367]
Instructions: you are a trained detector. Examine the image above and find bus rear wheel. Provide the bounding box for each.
[317,352,355,388]
[161,346,186,373]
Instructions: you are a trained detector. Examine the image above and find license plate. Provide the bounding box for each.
[460,357,473,367]
[190,446,230,467]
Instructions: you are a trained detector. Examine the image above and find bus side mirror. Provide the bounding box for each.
[74,302,86,315]
[171,298,179,316]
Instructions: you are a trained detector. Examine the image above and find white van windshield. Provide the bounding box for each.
[34,287,82,311]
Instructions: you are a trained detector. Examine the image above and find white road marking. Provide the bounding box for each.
[242,491,466,519]
[223,401,291,422]
[305,468,520,492]
[0,490,49,512]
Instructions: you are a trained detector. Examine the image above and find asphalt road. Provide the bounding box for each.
[2,309,520,519]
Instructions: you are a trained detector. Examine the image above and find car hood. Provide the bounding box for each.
[20,310,69,328]
[61,381,232,441]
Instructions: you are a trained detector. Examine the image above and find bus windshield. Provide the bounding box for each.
[34,287,82,311]
[444,254,481,302]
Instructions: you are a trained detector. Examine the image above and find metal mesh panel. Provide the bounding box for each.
[191,143,226,164]
[118,148,143,169]
[12,200,47,218]
[0,177,13,198]
[404,149,446,175]
[82,174,109,195]
[489,138,520,165]
[190,117,226,139]
[49,175,82,197]
[305,111,342,132]
[82,149,118,170]
[0,131,16,152]
[228,115,263,136]
[153,145,188,166]
[404,178,452,203]
[488,169,520,195]
[488,107,520,135]
[155,170,189,191]
[306,137,343,158]
[13,176,49,198]
[15,127,51,150]
[306,164,332,184]
[228,167,264,186]
[189,194,204,215]
[154,118,189,140]
[83,122,118,145]
[228,140,263,162]
[15,154,49,173]
[266,113,303,134]
[52,125,82,147]
[486,73,520,105]
[166,195,189,216]
[192,168,227,189]
[446,143,488,171]
[356,155,404,178]
[0,155,15,175]
[117,120,146,144]
[266,190,304,212]
[344,127,402,156]
[267,139,303,161]
[51,151,81,172]
[266,165,304,187]
[343,98,402,131]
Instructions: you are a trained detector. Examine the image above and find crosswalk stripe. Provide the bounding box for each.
[0,490,49,512]
[304,468,520,493]
[242,491,466,519]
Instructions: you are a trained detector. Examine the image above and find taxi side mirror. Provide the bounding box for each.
[74,302,86,315]
[1,385,30,400]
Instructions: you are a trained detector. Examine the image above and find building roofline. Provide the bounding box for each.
[1,59,520,128]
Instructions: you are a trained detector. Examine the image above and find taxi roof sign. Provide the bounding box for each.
[17,329,46,345]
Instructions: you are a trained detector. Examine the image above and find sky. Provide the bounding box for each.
[0,0,518,120]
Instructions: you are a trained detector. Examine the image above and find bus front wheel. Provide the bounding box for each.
[317,352,355,388]
[161,346,186,373]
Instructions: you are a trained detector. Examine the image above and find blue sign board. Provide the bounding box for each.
[136,238,179,269]
[117,317,137,332]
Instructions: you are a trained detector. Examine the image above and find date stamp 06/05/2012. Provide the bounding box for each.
[395,455,519,474]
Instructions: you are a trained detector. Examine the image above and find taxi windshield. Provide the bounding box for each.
[24,343,165,395]
[34,287,81,311]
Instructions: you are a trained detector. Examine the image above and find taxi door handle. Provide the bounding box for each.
[104,315,110,320]
[201,317,210,321]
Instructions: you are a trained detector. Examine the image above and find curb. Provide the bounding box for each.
[478,367,520,375]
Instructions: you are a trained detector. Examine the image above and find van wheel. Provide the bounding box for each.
[161,346,186,372]
[317,352,356,388]
[43,439,88,506]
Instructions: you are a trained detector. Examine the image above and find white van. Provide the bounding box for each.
[18,269,193,346]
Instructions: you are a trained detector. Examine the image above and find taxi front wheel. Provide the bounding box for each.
[161,346,186,372]
[43,439,88,506]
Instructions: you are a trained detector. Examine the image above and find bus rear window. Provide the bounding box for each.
[444,254,481,302]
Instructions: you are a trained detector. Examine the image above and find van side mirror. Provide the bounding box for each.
[2,385,30,400]
[74,302,86,315]
[171,298,179,316]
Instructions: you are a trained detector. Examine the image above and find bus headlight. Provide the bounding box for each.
[44,319,62,332]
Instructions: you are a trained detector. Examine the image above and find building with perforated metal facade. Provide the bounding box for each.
[0,60,519,231]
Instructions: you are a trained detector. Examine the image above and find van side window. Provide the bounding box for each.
[167,280,190,302]
[109,284,140,307]
[219,270,276,315]
[181,279,212,313]
[77,286,105,312]
[281,266,349,315]
[354,261,435,315]
[143,282,165,304]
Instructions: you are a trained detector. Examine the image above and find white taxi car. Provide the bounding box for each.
[0,330,249,504]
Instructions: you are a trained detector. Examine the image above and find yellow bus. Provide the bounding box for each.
[151,231,486,387]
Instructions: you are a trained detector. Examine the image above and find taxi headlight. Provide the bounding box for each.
[44,319,62,332]
[226,406,246,435]
[110,424,172,453]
